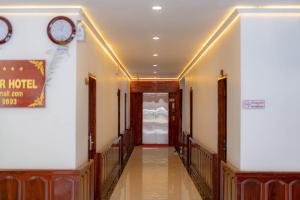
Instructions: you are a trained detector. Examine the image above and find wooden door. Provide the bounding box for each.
[130,93,143,145]
[169,92,179,146]
[88,76,96,160]
[118,89,121,136]
[125,93,127,129]
[190,87,193,137]
[179,89,183,139]
[218,78,227,162]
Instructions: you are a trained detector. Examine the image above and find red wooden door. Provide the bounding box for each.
[218,78,227,162]
[169,92,180,146]
[88,76,97,160]
[118,89,121,136]
[130,93,143,145]
[190,87,193,137]
[179,89,183,139]
[125,93,127,129]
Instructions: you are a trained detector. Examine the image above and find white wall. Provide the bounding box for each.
[183,18,241,168]
[0,14,79,169]
[76,19,130,166]
[240,15,300,171]
[0,10,130,169]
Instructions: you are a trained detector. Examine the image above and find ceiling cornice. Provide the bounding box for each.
[0,5,133,80]
[177,6,300,80]
[1,5,300,81]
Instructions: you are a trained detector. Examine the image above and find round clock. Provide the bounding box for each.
[47,16,76,45]
[0,16,13,45]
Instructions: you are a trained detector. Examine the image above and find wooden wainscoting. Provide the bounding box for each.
[0,160,94,200]
[221,161,300,200]
[177,132,219,200]
[121,129,134,170]
[189,138,219,200]
[94,130,135,200]
[178,131,191,167]
[95,137,121,200]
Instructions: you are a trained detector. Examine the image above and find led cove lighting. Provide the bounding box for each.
[152,6,162,11]
[2,5,299,81]
[177,6,300,80]
[153,36,160,40]
[0,5,132,80]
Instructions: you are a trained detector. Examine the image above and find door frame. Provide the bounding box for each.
[218,76,227,163]
[190,87,193,137]
[124,92,127,130]
[88,74,97,160]
[130,81,180,146]
[117,89,121,136]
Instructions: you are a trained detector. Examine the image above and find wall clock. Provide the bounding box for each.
[0,16,13,45]
[47,16,76,45]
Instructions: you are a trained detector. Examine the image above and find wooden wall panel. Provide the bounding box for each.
[0,177,20,200]
[240,179,262,200]
[53,177,75,200]
[266,180,286,200]
[24,177,48,200]
[130,80,179,93]
[290,180,300,200]
[221,162,300,200]
[0,161,93,200]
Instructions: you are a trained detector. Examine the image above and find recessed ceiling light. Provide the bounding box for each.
[153,36,160,40]
[153,71,157,74]
[152,6,162,10]
[153,64,158,67]
[153,54,158,57]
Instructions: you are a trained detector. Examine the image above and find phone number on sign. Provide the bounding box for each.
[1,98,17,105]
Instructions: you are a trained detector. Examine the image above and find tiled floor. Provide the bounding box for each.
[110,147,202,200]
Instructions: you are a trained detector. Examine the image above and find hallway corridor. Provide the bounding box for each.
[110,147,202,200]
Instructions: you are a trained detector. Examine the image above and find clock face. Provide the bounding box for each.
[0,17,12,45]
[47,16,76,45]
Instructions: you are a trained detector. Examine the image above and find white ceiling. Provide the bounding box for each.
[1,0,300,78]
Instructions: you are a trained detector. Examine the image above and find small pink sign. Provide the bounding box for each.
[242,100,265,109]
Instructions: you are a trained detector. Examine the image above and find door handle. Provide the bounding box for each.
[89,135,94,151]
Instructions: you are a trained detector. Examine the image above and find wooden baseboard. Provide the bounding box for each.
[0,160,94,200]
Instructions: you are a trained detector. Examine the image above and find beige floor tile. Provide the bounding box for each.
[110,147,202,200]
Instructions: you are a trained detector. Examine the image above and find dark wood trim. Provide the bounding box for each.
[124,93,127,129]
[190,87,193,137]
[0,161,94,200]
[130,81,180,146]
[179,89,183,138]
[218,78,227,163]
[130,80,179,93]
[169,92,180,146]
[88,75,97,160]
[117,89,121,136]
[130,93,143,145]
[221,161,300,200]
